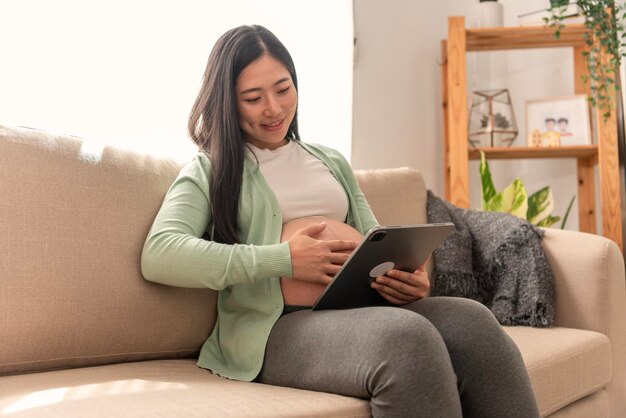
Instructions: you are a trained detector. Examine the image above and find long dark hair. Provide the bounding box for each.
[188,25,300,244]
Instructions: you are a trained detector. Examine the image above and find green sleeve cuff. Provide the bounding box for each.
[255,241,293,279]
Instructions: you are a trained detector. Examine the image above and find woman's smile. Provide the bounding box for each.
[261,118,285,131]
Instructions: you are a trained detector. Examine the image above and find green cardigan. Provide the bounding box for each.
[141,141,379,381]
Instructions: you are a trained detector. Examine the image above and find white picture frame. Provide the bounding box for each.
[525,95,592,146]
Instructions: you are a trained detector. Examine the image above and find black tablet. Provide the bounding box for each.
[311,223,454,311]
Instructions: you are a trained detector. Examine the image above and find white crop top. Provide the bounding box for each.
[246,140,350,224]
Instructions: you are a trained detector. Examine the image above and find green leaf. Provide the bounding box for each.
[479,151,497,211]
[527,186,554,224]
[486,178,528,219]
[507,179,529,218]
[485,192,503,212]
[536,215,561,228]
[559,195,576,229]
[550,0,569,8]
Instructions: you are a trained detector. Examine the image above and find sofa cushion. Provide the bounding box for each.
[503,326,611,417]
[547,390,608,418]
[0,125,217,375]
[0,359,370,417]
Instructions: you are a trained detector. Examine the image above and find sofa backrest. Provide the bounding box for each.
[0,125,216,375]
[0,125,428,375]
[354,168,427,227]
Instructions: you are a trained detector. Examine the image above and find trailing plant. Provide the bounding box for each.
[545,0,626,120]
[479,151,575,228]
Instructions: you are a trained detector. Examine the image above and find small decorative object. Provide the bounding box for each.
[543,131,561,147]
[528,129,544,147]
[479,151,575,228]
[468,88,518,147]
[525,95,591,146]
[470,0,504,28]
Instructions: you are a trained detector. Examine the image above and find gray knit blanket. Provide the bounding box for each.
[426,191,555,327]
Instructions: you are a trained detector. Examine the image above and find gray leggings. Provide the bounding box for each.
[256,297,540,418]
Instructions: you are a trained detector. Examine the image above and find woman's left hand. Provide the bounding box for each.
[370,263,430,305]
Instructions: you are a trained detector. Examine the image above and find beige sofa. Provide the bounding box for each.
[0,124,624,418]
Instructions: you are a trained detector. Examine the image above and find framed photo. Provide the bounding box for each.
[525,95,592,147]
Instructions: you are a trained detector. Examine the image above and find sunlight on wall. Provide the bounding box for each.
[0,0,353,162]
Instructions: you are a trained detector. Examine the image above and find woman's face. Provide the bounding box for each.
[236,54,298,150]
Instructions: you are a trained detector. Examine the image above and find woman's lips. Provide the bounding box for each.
[261,118,284,132]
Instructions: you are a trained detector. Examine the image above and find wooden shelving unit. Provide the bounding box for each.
[441,16,622,250]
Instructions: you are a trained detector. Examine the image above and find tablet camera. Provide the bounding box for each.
[370,231,387,242]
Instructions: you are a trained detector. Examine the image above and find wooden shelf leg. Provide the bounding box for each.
[597,108,623,251]
[446,16,470,208]
[441,39,451,201]
[574,43,621,249]
[576,156,596,233]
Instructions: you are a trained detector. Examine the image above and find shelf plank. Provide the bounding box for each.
[466,24,587,51]
[468,145,598,160]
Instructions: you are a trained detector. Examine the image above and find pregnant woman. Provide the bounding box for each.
[141,25,540,418]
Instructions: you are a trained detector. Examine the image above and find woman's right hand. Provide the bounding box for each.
[287,222,359,286]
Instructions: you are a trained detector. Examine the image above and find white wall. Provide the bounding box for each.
[0,1,353,161]
[352,0,592,231]
[352,0,473,197]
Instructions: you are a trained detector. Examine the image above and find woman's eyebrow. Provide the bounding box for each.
[240,77,291,95]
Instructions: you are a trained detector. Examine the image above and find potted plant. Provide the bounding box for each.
[472,0,504,28]
[479,151,575,228]
[546,0,626,119]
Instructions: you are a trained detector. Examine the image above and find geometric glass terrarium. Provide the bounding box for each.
[468,89,518,147]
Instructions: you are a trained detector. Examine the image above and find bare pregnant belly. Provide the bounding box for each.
[280,216,364,307]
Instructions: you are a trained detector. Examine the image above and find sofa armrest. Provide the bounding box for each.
[542,228,625,334]
[542,228,625,416]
